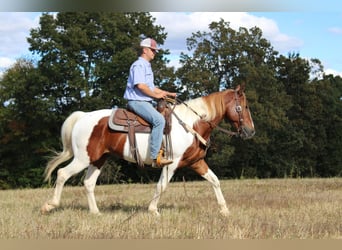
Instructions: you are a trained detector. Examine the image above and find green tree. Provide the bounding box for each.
[28,12,169,113]
[275,54,342,177]
[176,19,278,99]
[312,74,342,176]
[0,59,58,188]
[176,19,291,178]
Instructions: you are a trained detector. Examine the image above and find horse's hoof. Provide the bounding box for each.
[90,211,102,216]
[148,209,161,217]
[220,209,230,217]
[40,202,55,214]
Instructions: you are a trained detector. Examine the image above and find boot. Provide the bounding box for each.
[151,150,173,168]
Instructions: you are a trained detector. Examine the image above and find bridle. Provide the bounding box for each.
[206,89,244,137]
[233,89,244,134]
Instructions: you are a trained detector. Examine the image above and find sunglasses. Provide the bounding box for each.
[149,48,157,53]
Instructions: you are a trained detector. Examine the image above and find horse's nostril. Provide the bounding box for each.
[241,127,255,139]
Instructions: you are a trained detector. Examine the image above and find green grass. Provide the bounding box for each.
[0,178,341,239]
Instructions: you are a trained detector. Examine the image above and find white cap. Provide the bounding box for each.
[140,38,159,51]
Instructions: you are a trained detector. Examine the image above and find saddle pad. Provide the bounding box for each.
[108,108,151,133]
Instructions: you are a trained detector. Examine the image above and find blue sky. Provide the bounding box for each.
[251,12,342,75]
[0,12,341,78]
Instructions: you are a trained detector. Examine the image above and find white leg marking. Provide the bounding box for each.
[148,164,177,216]
[84,165,101,214]
[41,159,88,214]
[202,169,230,217]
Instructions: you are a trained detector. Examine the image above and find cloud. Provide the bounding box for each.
[1,12,340,78]
[0,57,16,78]
[0,57,15,68]
[325,68,342,77]
[0,12,304,70]
[0,12,40,71]
[151,12,303,67]
[328,27,342,35]
[152,12,342,77]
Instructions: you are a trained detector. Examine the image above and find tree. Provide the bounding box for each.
[275,54,342,177]
[176,19,278,98]
[176,19,291,178]
[0,59,57,188]
[28,12,169,113]
[312,74,342,176]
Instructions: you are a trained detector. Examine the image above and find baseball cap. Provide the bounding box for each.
[140,38,159,51]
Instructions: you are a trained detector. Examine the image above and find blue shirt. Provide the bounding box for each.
[123,57,155,101]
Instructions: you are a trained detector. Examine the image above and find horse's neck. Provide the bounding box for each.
[173,94,225,131]
[173,99,205,125]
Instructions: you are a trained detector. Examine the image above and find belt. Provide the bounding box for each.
[128,100,153,104]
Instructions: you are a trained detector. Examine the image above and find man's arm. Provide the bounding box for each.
[136,84,176,99]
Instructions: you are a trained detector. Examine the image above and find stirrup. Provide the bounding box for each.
[152,150,173,168]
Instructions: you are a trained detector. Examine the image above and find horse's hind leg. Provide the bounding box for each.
[84,165,101,214]
[41,159,88,213]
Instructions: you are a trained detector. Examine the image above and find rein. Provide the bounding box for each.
[165,94,243,137]
[165,93,241,142]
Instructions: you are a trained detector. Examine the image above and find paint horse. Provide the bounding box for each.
[41,84,255,216]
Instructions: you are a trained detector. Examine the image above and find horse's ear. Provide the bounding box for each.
[240,81,246,91]
[236,82,246,95]
[235,83,245,95]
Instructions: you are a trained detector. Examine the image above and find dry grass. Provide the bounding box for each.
[0,178,341,239]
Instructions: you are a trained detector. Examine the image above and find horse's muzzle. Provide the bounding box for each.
[239,126,255,140]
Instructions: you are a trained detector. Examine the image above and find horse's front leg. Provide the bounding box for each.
[148,164,176,216]
[203,168,230,216]
[192,160,230,217]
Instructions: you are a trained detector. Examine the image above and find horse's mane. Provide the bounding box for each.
[174,89,232,125]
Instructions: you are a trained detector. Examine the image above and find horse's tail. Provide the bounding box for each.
[44,111,86,183]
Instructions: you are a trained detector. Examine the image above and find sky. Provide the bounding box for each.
[0,12,341,78]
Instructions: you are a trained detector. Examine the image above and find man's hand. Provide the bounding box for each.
[136,83,176,99]
[166,91,177,98]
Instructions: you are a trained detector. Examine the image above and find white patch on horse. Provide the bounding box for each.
[72,109,112,160]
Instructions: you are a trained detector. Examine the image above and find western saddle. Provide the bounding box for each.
[108,99,173,168]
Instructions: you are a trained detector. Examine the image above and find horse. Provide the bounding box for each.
[41,84,255,216]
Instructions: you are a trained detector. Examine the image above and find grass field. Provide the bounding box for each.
[0,178,341,239]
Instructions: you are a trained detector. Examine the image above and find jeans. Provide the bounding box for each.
[127,100,165,159]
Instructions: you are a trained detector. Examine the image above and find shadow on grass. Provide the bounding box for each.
[103,202,186,213]
[38,202,188,215]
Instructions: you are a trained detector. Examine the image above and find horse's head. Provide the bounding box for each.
[224,84,255,139]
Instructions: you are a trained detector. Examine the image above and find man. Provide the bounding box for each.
[123,38,177,168]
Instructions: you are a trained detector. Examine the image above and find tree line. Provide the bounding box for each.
[0,12,341,189]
